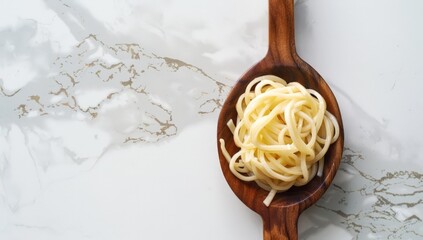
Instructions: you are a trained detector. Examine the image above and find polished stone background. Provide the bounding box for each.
[0,0,422,239]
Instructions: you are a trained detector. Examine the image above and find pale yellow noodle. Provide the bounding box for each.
[220,75,340,206]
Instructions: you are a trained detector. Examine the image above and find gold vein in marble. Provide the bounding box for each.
[315,148,423,239]
[9,34,229,144]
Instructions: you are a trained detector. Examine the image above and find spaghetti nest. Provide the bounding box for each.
[220,75,339,206]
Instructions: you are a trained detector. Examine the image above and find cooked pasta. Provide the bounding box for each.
[220,75,339,206]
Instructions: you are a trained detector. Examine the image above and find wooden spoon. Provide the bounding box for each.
[217,0,344,239]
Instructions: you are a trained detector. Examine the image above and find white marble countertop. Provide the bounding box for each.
[1,0,422,239]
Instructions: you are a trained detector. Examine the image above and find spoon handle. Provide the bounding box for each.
[267,0,297,65]
[263,205,300,240]
[262,1,300,239]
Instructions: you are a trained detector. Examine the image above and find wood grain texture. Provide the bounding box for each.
[217,0,344,239]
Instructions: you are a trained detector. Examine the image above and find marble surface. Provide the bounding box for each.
[1,0,422,239]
